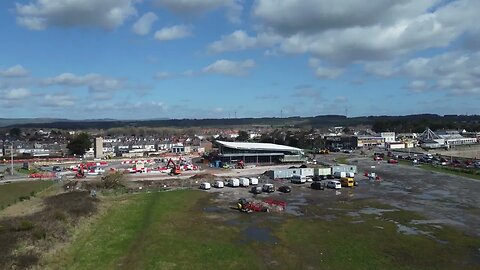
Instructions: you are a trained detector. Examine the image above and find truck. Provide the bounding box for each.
[239,177,250,187]
[228,178,240,187]
[249,177,259,185]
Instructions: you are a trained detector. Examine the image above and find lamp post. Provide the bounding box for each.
[10,143,14,176]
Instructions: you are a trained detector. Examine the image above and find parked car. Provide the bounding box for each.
[387,159,398,164]
[262,183,275,193]
[311,181,324,190]
[326,180,341,189]
[250,186,262,194]
[278,186,291,193]
[200,182,211,190]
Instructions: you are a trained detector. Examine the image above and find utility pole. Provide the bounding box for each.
[10,143,14,176]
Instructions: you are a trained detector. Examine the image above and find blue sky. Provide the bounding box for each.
[1,0,479,119]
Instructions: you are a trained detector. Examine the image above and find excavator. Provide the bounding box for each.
[75,164,86,178]
[235,160,245,169]
[166,158,181,175]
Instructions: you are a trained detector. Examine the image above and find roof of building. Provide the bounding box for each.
[216,140,302,152]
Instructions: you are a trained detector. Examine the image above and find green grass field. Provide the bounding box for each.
[398,160,480,181]
[0,181,53,209]
[43,190,480,270]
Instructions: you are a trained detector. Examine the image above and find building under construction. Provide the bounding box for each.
[215,140,305,164]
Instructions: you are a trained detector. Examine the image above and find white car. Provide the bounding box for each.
[326,180,341,189]
[213,180,224,188]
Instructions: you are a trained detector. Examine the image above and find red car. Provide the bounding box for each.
[388,159,398,164]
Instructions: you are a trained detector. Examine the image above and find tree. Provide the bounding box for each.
[9,128,21,138]
[67,132,92,156]
[237,130,249,141]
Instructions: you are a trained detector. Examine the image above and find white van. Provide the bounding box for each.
[326,180,341,189]
[239,177,250,187]
[214,180,224,188]
[228,178,240,187]
[291,175,307,184]
[249,177,259,185]
[200,182,211,190]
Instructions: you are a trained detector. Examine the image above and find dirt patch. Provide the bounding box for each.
[0,191,98,269]
[190,173,218,179]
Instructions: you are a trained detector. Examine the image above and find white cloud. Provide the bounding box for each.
[247,0,480,64]
[203,59,255,76]
[16,0,137,30]
[132,12,158,35]
[42,93,75,107]
[308,58,343,79]
[154,71,172,79]
[154,0,242,23]
[0,65,29,77]
[407,80,430,92]
[207,30,280,53]
[43,73,124,93]
[1,88,31,100]
[154,25,191,41]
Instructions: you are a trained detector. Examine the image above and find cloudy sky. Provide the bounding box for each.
[1,0,479,119]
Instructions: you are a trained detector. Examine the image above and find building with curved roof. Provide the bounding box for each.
[215,140,305,164]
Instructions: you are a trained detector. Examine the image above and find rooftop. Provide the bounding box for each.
[216,140,302,152]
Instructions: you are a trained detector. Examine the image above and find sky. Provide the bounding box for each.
[1,0,480,120]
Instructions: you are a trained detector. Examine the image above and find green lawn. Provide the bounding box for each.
[48,190,259,270]
[0,181,54,209]
[43,190,480,270]
[398,160,480,181]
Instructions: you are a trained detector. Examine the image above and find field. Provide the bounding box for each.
[0,181,53,209]
[43,189,480,270]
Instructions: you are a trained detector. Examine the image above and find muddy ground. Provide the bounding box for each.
[198,152,480,239]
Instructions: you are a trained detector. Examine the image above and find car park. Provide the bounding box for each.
[278,186,291,193]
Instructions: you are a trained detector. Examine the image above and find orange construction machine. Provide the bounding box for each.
[166,159,181,175]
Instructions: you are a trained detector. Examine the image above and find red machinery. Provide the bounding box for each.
[166,158,181,175]
[235,160,245,169]
[75,163,86,178]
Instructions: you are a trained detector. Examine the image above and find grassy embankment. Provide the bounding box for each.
[45,190,480,270]
[398,159,480,180]
[0,181,54,210]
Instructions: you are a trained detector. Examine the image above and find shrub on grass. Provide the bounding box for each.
[16,220,34,231]
[33,228,47,240]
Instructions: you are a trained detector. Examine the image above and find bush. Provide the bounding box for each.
[101,172,126,189]
[33,228,47,240]
[16,220,34,231]
[53,211,67,221]
[19,195,31,202]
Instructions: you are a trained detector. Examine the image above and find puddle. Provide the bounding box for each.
[320,214,337,221]
[241,226,278,244]
[350,220,365,224]
[359,207,397,215]
[396,224,420,235]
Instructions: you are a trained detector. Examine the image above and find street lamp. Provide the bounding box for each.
[10,143,14,176]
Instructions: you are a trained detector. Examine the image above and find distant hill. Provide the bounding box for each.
[0,118,69,127]
[2,114,480,133]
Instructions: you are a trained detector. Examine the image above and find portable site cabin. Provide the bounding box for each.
[267,169,294,179]
[228,178,240,187]
[249,177,259,185]
[290,168,314,177]
[314,167,332,177]
[239,177,250,187]
[331,165,357,175]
